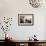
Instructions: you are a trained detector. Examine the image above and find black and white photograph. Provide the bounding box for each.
[18,14,34,26]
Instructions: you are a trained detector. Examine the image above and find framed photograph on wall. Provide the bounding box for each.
[18,14,34,26]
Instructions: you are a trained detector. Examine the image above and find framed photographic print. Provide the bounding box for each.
[18,14,34,26]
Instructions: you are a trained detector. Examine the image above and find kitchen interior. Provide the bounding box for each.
[0,0,46,46]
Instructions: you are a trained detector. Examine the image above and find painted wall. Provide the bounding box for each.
[0,0,46,40]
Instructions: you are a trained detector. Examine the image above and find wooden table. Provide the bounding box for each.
[13,40,46,46]
[5,39,46,46]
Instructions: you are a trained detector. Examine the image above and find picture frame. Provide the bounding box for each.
[18,14,34,26]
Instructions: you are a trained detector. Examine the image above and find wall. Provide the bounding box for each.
[0,0,46,40]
